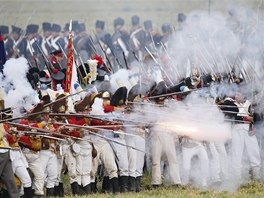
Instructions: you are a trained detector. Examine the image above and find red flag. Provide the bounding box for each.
[65,32,73,93]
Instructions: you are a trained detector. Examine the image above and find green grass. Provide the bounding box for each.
[62,172,264,198]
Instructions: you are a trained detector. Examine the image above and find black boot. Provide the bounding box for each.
[128,176,136,192]
[90,182,97,193]
[58,182,64,197]
[71,182,80,195]
[102,176,111,193]
[119,176,128,193]
[53,185,59,197]
[135,176,141,192]
[82,184,91,194]
[24,187,33,198]
[46,188,54,197]
[110,177,120,194]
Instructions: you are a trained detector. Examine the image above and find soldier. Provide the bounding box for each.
[51,24,65,52]
[75,23,93,63]
[11,25,27,58]
[222,94,261,183]
[160,23,172,49]
[41,22,52,56]
[0,93,20,198]
[129,15,146,62]
[177,13,187,31]
[94,20,113,62]
[24,24,41,68]
[112,17,129,71]
[143,20,162,51]
[0,25,14,59]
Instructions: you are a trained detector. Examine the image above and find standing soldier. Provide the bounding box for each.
[51,24,65,52]
[160,23,172,49]
[129,15,146,62]
[143,20,162,52]
[112,17,129,71]
[41,22,52,56]
[75,23,93,63]
[0,92,20,198]
[0,25,14,59]
[11,25,27,58]
[25,24,40,68]
[94,20,113,61]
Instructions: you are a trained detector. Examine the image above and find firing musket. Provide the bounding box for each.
[52,122,143,138]
[93,31,114,73]
[52,122,145,153]
[8,130,66,141]
[145,46,174,86]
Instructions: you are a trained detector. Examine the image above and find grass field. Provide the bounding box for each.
[60,172,264,198]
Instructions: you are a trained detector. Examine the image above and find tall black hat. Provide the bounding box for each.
[114,17,125,27]
[96,20,105,29]
[26,24,39,35]
[178,13,186,23]
[162,23,171,33]
[11,25,22,35]
[52,24,61,33]
[0,25,9,34]
[131,15,140,26]
[143,20,152,30]
[42,22,52,32]
[110,87,127,106]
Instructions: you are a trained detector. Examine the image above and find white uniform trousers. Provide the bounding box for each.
[182,143,209,187]
[93,138,118,179]
[111,134,129,176]
[231,124,261,180]
[39,150,58,188]
[126,135,145,178]
[10,150,32,188]
[151,131,181,185]
[23,151,45,195]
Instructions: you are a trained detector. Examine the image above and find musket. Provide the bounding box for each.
[145,46,174,86]
[72,44,88,86]
[35,40,53,75]
[92,31,114,73]
[122,51,129,70]
[27,38,40,70]
[52,121,143,138]
[53,122,145,153]
[0,110,45,124]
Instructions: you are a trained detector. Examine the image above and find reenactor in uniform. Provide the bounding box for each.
[24,24,41,68]
[112,17,129,71]
[94,20,113,61]
[0,25,14,59]
[160,23,172,49]
[143,20,162,51]
[177,13,187,31]
[41,22,52,56]
[129,15,146,62]
[0,93,20,198]
[75,23,93,63]
[18,103,45,196]
[51,24,65,52]
[11,25,27,58]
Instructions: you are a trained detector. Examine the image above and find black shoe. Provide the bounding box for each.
[128,176,136,192]
[82,184,91,194]
[152,184,161,189]
[135,176,141,192]
[53,185,59,197]
[90,182,97,193]
[119,176,128,193]
[110,177,120,194]
[58,183,64,197]
[24,186,33,198]
[102,176,111,193]
[46,188,54,197]
[71,182,80,195]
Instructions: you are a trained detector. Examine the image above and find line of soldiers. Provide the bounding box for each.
[0,13,187,73]
[1,11,264,198]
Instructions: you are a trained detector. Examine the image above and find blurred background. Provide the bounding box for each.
[0,0,262,33]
